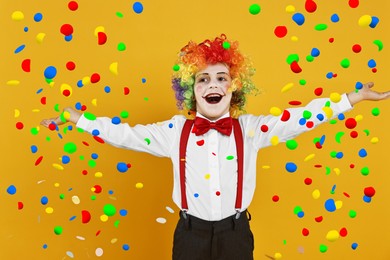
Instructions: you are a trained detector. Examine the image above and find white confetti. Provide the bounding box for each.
[156,217,167,224]
[166,206,175,214]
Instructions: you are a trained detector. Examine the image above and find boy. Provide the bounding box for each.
[41,34,389,260]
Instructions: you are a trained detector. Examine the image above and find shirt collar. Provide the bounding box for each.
[195,112,230,122]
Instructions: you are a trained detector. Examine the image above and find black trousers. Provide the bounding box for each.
[172,210,254,260]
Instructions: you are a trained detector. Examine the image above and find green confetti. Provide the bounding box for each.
[325,166,331,175]
[116,12,124,18]
[319,244,328,253]
[103,204,116,216]
[286,140,298,150]
[54,226,63,235]
[249,4,261,15]
[299,79,307,86]
[64,142,77,154]
[84,112,96,120]
[315,24,328,31]
[349,210,357,218]
[303,110,312,119]
[144,138,151,145]
[121,111,129,118]
[361,167,370,176]
[59,194,65,199]
[117,42,126,51]
[363,129,370,136]
[173,64,180,71]
[54,104,60,112]
[286,54,299,65]
[91,195,97,200]
[306,55,314,62]
[371,107,380,116]
[340,58,350,68]
[226,155,234,160]
[330,151,337,158]
[30,127,39,135]
[88,160,97,168]
[373,39,383,51]
[114,220,120,228]
[293,206,303,215]
[222,41,231,49]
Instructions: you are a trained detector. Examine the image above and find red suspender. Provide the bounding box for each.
[179,119,194,211]
[179,119,244,212]
[232,119,244,211]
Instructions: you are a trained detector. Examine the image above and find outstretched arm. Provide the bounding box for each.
[347,82,390,106]
[40,107,81,127]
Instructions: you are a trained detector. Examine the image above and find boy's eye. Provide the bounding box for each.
[218,77,227,81]
[197,77,208,83]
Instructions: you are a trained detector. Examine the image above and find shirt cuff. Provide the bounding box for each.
[339,93,354,110]
[75,114,91,130]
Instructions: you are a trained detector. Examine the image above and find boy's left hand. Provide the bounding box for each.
[347,82,390,105]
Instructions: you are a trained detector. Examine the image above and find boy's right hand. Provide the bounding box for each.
[40,107,81,128]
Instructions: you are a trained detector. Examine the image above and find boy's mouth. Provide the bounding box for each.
[203,93,223,104]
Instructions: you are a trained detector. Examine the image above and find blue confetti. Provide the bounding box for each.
[358,148,367,158]
[34,13,43,22]
[311,48,320,57]
[104,86,111,93]
[123,244,130,251]
[112,117,121,125]
[44,66,57,79]
[324,198,336,212]
[285,162,297,173]
[14,44,26,54]
[368,59,376,68]
[41,196,49,205]
[31,145,38,153]
[133,2,144,14]
[7,185,17,195]
[292,13,305,26]
[117,162,128,173]
[369,16,379,28]
[330,14,340,22]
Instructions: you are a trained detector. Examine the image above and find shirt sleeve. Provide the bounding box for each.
[241,93,353,150]
[76,114,185,158]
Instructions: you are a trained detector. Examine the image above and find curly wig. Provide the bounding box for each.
[171,34,257,118]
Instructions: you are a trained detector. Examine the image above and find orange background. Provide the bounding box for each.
[1,0,389,259]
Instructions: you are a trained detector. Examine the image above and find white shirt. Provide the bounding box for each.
[76,94,353,221]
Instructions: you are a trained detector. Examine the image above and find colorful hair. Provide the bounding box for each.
[171,34,257,118]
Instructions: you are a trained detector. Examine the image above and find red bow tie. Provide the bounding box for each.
[193,116,233,136]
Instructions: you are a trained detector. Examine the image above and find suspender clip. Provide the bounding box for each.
[181,210,188,219]
[235,209,241,219]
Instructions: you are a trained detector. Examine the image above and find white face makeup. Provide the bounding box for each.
[194,63,233,120]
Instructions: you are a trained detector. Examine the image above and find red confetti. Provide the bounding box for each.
[21,59,31,72]
[81,210,91,224]
[364,186,376,197]
[216,191,221,196]
[289,101,302,106]
[290,61,302,73]
[60,24,74,36]
[48,123,57,131]
[82,170,88,175]
[40,97,47,105]
[260,124,269,133]
[314,87,323,96]
[348,0,359,8]
[98,32,107,45]
[81,105,87,111]
[304,178,312,185]
[343,192,350,198]
[329,37,335,43]
[306,121,314,128]
[345,118,357,129]
[314,164,322,168]
[62,89,71,97]
[281,110,291,122]
[90,73,100,83]
[16,122,24,130]
[305,0,317,13]
[349,164,355,169]
[196,140,205,146]
[352,44,362,53]
[18,202,24,210]
[274,26,288,38]
[333,73,338,78]
[93,136,105,144]
[68,1,79,11]
[315,142,322,149]
[340,227,348,237]
[96,230,101,236]
[35,155,43,166]
[127,163,132,168]
[93,185,102,193]
[82,141,90,146]
[372,68,377,73]
[272,195,279,202]
[66,61,76,71]
[124,87,130,95]
[314,216,323,222]
[302,228,310,236]
[350,131,358,138]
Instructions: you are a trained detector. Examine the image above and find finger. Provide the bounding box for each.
[364,82,374,88]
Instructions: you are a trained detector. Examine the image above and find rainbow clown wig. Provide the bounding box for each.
[171,34,258,118]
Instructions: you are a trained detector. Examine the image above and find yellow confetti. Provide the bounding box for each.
[281,83,294,93]
[52,163,64,170]
[6,80,20,86]
[329,92,341,103]
[36,33,46,43]
[262,165,271,169]
[358,14,372,27]
[274,252,283,259]
[355,114,363,122]
[204,174,211,179]
[370,137,379,144]
[11,11,24,21]
[92,98,98,106]
[290,36,299,42]
[45,207,54,214]
[322,107,333,119]
[32,109,40,113]
[72,196,81,205]
[100,215,109,222]
[285,5,295,13]
[304,153,315,162]
[63,111,71,120]
[14,109,20,118]
[270,107,282,116]
[335,200,343,209]
[60,83,73,97]
[326,230,340,242]
[109,62,119,75]
[334,168,341,175]
[270,136,279,146]
[82,76,91,85]
[111,238,118,244]
[94,26,105,36]
[54,183,60,188]
[95,172,103,178]
[312,189,321,199]
[135,183,144,189]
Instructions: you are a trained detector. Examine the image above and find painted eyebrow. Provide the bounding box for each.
[195,72,230,78]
